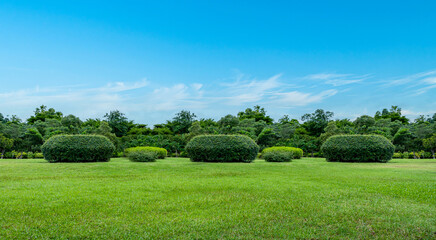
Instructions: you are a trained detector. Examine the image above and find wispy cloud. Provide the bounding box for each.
[273,89,338,106]
[381,70,436,95]
[219,74,337,107]
[384,70,436,86]
[305,73,370,86]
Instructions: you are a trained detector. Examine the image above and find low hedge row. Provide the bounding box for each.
[260,146,303,159]
[1,151,44,159]
[321,135,394,163]
[41,135,115,163]
[186,135,259,162]
[263,151,293,162]
[127,151,157,162]
[125,146,167,159]
[393,151,434,159]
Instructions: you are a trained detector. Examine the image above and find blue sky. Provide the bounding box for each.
[1,0,435,125]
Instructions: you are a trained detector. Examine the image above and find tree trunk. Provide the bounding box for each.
[311,151,314,158]
[432,150,435,160]
[1,149,4,159]
[413,151,417,159]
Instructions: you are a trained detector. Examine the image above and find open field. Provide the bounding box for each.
[0,158,435,239]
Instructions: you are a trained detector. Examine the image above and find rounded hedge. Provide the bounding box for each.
[41,135,115,163]
[186,135,259,163]
[127,151,157,162]
[263,151,293,162]
[125,146,167,159]
[321,135,394,163]
[261,146,303,159]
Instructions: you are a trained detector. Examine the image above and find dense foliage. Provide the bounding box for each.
[0,105,435,159]
[261,146,303,159]
[125,146,167,159]
[321,135,395,162]
[263,150,293,162]
[127,151,157,162]
[186,135,259,162]
[41,135,115,162]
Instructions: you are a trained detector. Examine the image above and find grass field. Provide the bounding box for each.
[0,157,435,239]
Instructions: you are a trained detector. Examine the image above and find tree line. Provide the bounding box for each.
[1,105,435,158]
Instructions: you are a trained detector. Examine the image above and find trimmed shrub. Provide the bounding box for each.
[393,152,402,158]
[263,151,293,162]
[186,135,259,163]
[41,135,115,163]
[321,135,394,163]
[125,146,167,159]
[127,151,157,162]
[402,152,409,159]
[261,147,303,159]
[34,152,44,159]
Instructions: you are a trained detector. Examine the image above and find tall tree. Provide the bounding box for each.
[374,106,409,124]
[237,105,273,124]
[0,134,13,158]
[423,134,436,159]
[171,110,196,134]
[104,110,131,137]
[27,105,63,124]
[301,109,334,137]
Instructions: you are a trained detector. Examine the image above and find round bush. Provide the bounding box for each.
[186,135,259,163]
[261,146,303,159]
[263,151,293,162]
[127,151,157,162]
[125,146,167,159]
[41,135,115,163]
[321,135,394,163]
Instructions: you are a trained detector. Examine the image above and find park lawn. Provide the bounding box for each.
[0,158,434,239]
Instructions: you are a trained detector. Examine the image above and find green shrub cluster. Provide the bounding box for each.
[395,151,433,159]
[263,151,293,162]
[2,151,44,159]
[261,146,303,159]
[186,135,259,163]
[41,135,115,163]
[321,135,394,163]
[125,146,167,159]
[127,151,157,162]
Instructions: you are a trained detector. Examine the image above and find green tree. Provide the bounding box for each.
[301,109,334,137]
[104,110,131,137]
[393,128,417,156]
[61,114,83,134]
[27,105,63,124]
[95,121,118,147]
[237,105,273,124]
[257,128,279,148]
[319,122,341,143]
[354,115,375,134]
[218,115,239,134]
[170,110,196,134]
[0,134,14,158]
[374,106,409,124]
[423,134,436,159]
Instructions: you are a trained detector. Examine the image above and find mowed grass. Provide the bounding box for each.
[0,158,435,239]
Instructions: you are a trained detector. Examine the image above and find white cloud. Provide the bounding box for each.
[305,73,369,86]
[273,89,338,106]
[384,70,436,86]
[222,74,283,104]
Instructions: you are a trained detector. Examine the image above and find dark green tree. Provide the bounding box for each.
[27,105,63,124]
[104,110,131,137]
[237,105,273,124]
[301,109,334,137]
[170,110,196,134]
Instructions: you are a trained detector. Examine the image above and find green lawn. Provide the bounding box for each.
[0,158,435,239]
